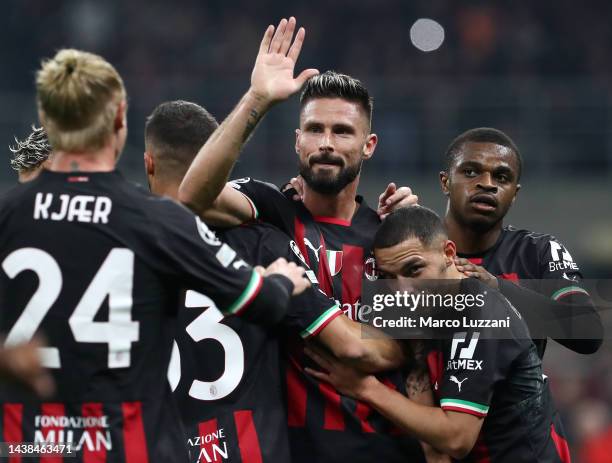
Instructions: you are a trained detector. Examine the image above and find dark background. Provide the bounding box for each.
[2,1,611,460]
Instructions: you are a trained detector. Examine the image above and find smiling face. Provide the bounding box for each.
[295,97,377,195]
[441,141,521,231]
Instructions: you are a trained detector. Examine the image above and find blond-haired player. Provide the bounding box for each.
[0,49,310,462]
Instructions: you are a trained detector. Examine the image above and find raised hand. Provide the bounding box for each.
[250,17,319,104]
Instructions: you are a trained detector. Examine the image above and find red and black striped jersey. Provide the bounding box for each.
[457,225,596,358]
[0,170,295,462]
[170,223,341,463]
[229,178,425,463]
[427,278,567,463]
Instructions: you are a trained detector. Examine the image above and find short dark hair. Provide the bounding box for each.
[444,127,522,180]
[300,71,373,127]
[145,100,218,178]
[9,125,52,173]
[374,206,447,250]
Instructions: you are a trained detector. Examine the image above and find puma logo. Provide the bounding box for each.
[450,376,468,392]
[303,238,323,262]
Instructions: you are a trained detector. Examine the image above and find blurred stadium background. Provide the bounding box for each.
[2,1,611,460]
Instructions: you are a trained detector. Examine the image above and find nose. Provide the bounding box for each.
[476,173,498,192]
[318,131,334,152]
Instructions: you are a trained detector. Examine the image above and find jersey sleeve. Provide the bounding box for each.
[148,198,293,324]
[438,291,526,418]
[228,177,292,229]
[439,333,522,418]
[537,237,590,301]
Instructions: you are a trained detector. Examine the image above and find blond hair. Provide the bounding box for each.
[36,49,126,152]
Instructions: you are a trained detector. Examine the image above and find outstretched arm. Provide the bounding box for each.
[179,17,319,225]
[315,316,407,373]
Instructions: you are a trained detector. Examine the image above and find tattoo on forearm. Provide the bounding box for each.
[406,371,432,398]
[242,109,260,142]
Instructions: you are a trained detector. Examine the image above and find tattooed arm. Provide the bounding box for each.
[179,17,318,225]
[406,368,452,463]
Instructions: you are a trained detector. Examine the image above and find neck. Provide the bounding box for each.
[153,180,180,201]
[444,205,502,255]
[302,176,360,221]
[49,145,116,173]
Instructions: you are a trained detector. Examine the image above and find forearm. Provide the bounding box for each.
[498,279,603,353]
[318,318,406,373]
[359,378,474,459]
[356,323,407,372]
[179,89,270,213]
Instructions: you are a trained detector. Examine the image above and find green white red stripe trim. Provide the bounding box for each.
[440,398,489,417]
[225,270,263,316]
[300,304,343,339]
[551,286,589,301]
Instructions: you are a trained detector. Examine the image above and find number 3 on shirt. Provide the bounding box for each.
[2,247,139,369]
[167,290,245,401]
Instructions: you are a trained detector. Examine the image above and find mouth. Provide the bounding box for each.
[469,193,498,212]
[310,154,344,168]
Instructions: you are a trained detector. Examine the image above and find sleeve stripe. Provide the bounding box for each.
[440,398,489,416]
[300,304,343,339]
[235,189,259,220]
[225,270,263,316]
[551,285,590,301]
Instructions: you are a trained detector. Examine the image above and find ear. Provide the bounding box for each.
[295,128,301,154]
[144,151,155,176]
[362,133,378,160]
[114,100,127,131]
[439,171,450,196]
[443,239,457,265]
[511,183,521,205]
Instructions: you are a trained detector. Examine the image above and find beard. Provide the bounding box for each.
[298,152,362,195]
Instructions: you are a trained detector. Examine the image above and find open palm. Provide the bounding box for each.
[251,17,319,103]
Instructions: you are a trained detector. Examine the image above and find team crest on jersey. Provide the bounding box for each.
[326,250,343,276]
[290,240,309,267]
[364,257,378,281]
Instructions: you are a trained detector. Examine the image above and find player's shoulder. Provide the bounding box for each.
[502,225,559,249]
[353,195,380,227]
[228,177,282,195]
[462,277,523,321]
[223,221,290,244]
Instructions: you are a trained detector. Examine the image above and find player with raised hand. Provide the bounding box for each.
[0,49,309,462]
[179,17,424,463]
[145,100,411,463]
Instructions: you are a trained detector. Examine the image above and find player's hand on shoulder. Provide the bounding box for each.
[281,175,304,201]
[263,257,310,295]
[250,17,319,105]
[377,182,419,220]
[454,258,499,289]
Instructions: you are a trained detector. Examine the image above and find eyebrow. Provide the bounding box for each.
[400,257,425,274]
